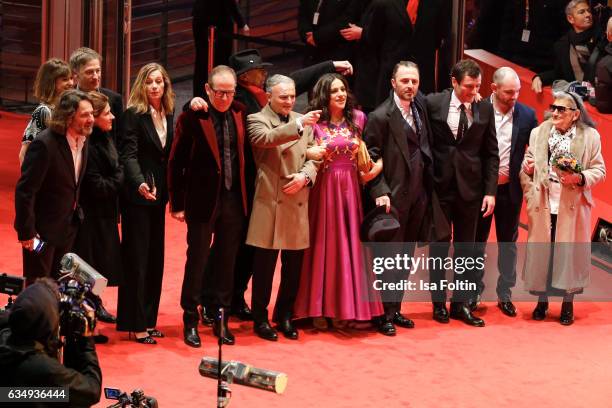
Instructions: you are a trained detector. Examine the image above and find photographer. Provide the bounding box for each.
[0,278,102,407]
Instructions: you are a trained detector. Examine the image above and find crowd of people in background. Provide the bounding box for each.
[11,0,609,351]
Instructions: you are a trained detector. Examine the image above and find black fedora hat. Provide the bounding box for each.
[228,49,273,76]
[360,205,401,242]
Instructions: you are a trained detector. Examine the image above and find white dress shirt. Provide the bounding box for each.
[393,92,416,132]
[66,132,86,182]
[491,96,514,184]
[447,91,473,138]
[150,105,167,148]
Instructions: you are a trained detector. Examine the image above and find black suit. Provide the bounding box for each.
[353,0,378,111]
[426,89,499,303]
[168,104,248,327]
[368,0,450,102]
[298,0,358,63]
[116,107,173,333]
[474,101,537,301]
[364,91,433,318]
[14,129,88,283]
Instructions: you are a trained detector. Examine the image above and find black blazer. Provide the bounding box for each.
[80,128,124,219]
[120,107,174,206]
[368,0,449,101]
[14,129,88,247]
[508,101,538,205]
[168,104,248,223]
[426,89,499,203]
[100,87,124,145]
[298,0,356,62]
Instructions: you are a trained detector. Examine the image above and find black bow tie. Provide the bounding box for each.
[279,114,289,123]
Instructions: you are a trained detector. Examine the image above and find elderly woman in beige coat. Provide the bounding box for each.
[520,91,606,325]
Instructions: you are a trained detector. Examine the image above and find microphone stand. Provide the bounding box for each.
[216,307,230,407]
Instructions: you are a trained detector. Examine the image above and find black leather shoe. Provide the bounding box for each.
[93,333,109,344]
[432,302,449,323]
[96,304,117,324]
[254,321,278,341]
[377,319,396,336]
[497,301,517,317]
[532,302,548,321]
[468,294,481,312]
[199,306,215,326]
[277,320,299,340]
[560,302,574,326]
[449,303,485,327]
[184,327,201,348]
[213,320,235,345]
[392,312,415,328]
[231,301,254,321]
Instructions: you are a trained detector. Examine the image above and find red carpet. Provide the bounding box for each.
[1,111,611,407]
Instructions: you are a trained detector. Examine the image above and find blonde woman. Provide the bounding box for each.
[19,58,73,164]
[116,63,175,344]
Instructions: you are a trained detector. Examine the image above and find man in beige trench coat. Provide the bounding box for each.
[246,74,321,341]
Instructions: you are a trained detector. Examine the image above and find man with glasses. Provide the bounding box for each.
[168,65,249,348]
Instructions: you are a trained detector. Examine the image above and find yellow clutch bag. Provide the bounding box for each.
[357,139,374,173]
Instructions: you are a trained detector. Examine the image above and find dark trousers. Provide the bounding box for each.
[117,203,166,332]
[382,188,428,318]
[251,248,304,324]
[201,223,254,310]
[181,191,244,328]
[192,20,233,97]
[474,183,520,301]
[429,190,481,303]
[23,238,75,286]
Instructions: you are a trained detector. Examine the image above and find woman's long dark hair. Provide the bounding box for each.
[307,73,361,137]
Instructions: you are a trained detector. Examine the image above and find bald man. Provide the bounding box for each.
[474,67,538,317]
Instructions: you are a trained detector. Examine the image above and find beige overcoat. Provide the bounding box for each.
[519,120,606,292]
[246,104,318,250]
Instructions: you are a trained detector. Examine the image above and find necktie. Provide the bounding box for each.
[406,0,419,26]
[457,104,468,142]
[410,102,421,136]
[223,115,232,190]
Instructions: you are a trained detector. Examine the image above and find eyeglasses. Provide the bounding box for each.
[549,104,577,113]
[211,89,236,98]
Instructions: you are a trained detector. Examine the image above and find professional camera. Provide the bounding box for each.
[104,387,158,408]
[0,273,25,310]
[57,253,108,338]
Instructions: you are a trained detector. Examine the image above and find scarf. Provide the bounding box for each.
[239,81,268,109]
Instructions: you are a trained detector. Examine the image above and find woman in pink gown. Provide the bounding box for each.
[294,73,384,328]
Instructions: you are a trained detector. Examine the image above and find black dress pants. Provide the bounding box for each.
[474,183,520,301]
[117,203,166,332]
[429,189,481,303]
[192,20,233,97]
[251,248,304,324]
[181,191,244,328]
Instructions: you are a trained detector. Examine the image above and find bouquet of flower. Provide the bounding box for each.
[551,152,583,174]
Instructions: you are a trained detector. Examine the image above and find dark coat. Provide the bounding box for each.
[364,91,437,240]
[14,129,88,247]
[595,42,612,113]
[426,89,499,203]
[168,104,249,223]
[100,87,123,145]
[298,0,357,63]
[0,282,102,407]
[73,128,123,285]
[537,28,603,85]
[353,0,378,110]
[368,0,450,101]
[193,0,245,29]
[120,107,174,206]
[507,101,538,205]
